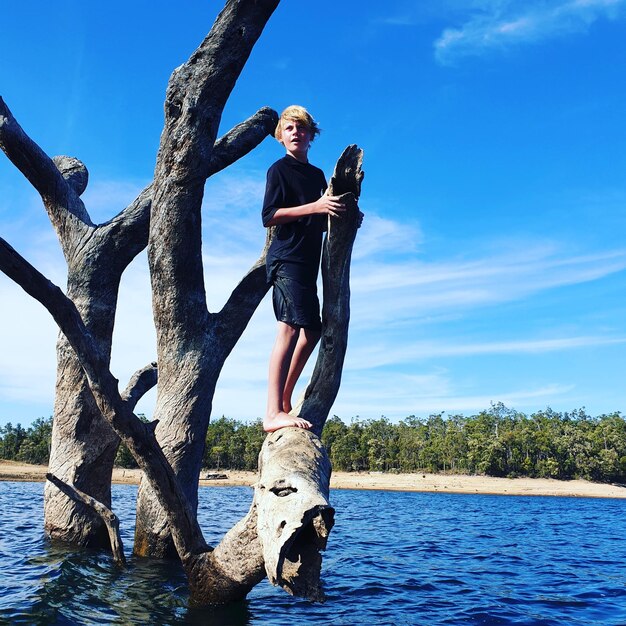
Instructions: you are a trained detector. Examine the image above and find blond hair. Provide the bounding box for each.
[275,105,321,143]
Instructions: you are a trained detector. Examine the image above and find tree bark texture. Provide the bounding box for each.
[46,473,126,565]
[294,145,364,435]
[134,0,280,558]
[1,96,152,546]
[252,145,364,600]
[0,236,210,564]
[184,143,363,602]
[256,428,334,601]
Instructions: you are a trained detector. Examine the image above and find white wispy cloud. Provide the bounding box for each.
[434,0,626,64]
[350,246,626,327]
[351,214,422,261]
[347,335,626,370]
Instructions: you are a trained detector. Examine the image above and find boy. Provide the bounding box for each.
[262,105,346,432]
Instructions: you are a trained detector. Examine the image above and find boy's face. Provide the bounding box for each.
[280,118,311,161]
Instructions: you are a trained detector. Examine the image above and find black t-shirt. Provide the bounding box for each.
[262,155,328,282]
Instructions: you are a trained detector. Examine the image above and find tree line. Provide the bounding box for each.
[2,403,625,483]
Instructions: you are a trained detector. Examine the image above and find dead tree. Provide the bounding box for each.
[0,4,277,549]
[0,0,364,603]
[0,141,363,602]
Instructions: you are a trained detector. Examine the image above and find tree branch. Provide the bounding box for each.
[296,145,364,435]
[85,105,277,278]
[122,362,158,411]
[213,250,270,359]
[132,1,281,565]
[0,96,93,227]
[149,0,280,343]
[208,107,278,176]
[190,503,266,603]
[162,1,281,178]
[209,147,363,603]
[46,473,126,565]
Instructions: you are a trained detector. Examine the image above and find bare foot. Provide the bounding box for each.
[263,411,312,433]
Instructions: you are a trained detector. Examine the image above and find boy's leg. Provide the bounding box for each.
[264,321,312,432]
[282,327,321,413]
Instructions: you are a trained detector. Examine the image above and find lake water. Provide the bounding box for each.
[1,482,625,625]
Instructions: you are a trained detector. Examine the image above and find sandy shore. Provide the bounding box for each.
[1,460,625,498]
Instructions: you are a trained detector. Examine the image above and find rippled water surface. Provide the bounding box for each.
[1,481,625,625]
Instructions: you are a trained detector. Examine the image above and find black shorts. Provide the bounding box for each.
[272,270,321,331]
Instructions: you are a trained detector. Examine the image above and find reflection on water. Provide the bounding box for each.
[1,481,626,625]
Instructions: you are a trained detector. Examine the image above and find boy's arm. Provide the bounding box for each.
[264,193,346,226]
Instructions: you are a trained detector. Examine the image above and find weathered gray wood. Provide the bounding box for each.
[1,0,280,557]
[0,93,277,551]
[294,145,364,435]
[0,238,209,563]
[246,146,363,601]
[0,134,364,603]
[1,96,132,546]
[256,428,334,601]
[46,473,126,565]
[1,0,364,606]
[134,0,280,558]
[202,145,363,602]
[122,363,158,410]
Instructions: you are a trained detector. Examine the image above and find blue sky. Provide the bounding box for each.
[1,0,626,428]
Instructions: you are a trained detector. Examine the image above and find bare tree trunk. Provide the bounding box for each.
[188,146,364,601]
[134,0,280,558]
[45,308,120,547]
[43,207,152,545]
[252,145,364,600]
[0,100,153,546]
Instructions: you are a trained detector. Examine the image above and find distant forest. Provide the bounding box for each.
[2,403,625,483]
